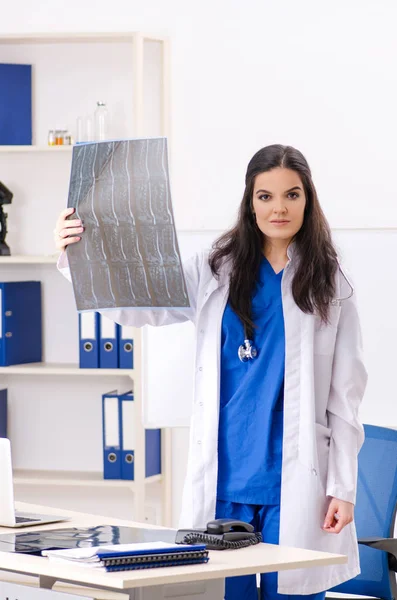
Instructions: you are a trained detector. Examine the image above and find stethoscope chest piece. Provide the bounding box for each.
[238,339,258,362]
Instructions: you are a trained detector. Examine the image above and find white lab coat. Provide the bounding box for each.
[58,244,367,595]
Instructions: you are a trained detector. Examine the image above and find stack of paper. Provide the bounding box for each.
[42,542,209,572]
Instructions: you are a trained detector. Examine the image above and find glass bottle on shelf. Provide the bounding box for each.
[55,128,63,145]
[76,116,94,143]
[48,130,56,146]
[76,116,84,143]
[94,101,109,141]
[63,129,72,145]
[86,116,94,142]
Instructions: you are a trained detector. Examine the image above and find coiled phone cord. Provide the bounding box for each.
[182,531,263,550]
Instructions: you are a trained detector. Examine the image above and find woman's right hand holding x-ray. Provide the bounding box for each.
[54,208,84,252]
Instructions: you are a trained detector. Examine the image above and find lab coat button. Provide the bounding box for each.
[200,329,204,334]
[312,468,317,476]
[197,440,202,445]
[198,366,203,371]
[199,401,203,406]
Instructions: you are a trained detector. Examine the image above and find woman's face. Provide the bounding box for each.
[252,168,306,244]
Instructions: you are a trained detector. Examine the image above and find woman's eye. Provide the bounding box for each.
[288,192,299,199]
[259,194,270,201]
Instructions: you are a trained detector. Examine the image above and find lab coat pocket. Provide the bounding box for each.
[315,422,332,493]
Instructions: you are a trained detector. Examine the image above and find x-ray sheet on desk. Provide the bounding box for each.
[66,137,190,311]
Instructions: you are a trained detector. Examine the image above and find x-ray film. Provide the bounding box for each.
[66,137,190,311]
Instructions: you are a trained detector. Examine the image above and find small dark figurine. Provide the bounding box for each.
[0,182,13,256]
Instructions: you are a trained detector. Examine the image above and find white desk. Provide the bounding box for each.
[0,503,347,600]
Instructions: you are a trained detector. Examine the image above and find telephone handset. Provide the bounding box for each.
[206,518,254,534]
[176,518,262,550]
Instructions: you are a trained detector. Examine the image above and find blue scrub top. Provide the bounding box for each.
[217,256,285,505]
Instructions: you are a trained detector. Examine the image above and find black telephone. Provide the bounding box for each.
[176,518,262,550]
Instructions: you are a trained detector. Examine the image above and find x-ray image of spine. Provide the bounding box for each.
[66,137,189,311]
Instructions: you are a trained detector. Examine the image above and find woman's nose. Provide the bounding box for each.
[273,200,287,213]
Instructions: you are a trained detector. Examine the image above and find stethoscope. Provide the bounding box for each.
[238,337,258,362]
[237,264,354,363]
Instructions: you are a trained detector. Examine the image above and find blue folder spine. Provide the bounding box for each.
[0,63,32,145]
[119,391,161,480]
[99,316,120,369]
[118,325,134,369]
[102,390,121,479]
[0,388,7,438]
[0,282,42,366]
[79,312,100,368]
[145,429,161,478]
[119,391,135,480]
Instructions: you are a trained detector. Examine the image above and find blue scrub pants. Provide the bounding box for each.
[215,500,327,600]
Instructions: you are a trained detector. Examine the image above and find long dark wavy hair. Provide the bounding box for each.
[209,144,338,339]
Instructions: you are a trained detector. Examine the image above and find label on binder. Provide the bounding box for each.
[81,312,96,339]
[104,397,119,447]
[101,319,117,338]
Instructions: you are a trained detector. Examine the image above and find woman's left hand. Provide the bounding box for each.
[323,497,354,534]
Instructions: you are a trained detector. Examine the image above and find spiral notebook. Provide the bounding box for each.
[42,541,209,572]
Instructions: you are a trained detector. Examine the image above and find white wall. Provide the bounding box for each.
[1,0,396,526]
[4,0,397,232]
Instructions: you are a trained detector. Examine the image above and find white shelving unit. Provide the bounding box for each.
[0,31,172,526]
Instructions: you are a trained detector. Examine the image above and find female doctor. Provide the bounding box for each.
[54,144,367,600]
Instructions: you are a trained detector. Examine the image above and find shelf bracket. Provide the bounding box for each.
[39,575,57,589]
